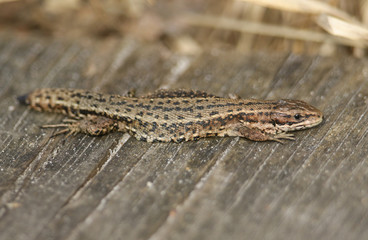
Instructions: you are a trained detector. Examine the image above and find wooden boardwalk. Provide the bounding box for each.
[1,32,368,240]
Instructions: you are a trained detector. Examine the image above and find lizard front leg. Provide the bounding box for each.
[42,115,119,137]
[237,126,295,143]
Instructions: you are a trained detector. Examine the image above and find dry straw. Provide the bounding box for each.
[183,0,368,50]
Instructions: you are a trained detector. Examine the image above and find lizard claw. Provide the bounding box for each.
[272,133,295,143]
[41,122,80,138]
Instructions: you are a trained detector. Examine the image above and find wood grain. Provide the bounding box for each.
[0,33,368,240]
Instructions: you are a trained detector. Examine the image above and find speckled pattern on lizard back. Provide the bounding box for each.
[17,88,323,143]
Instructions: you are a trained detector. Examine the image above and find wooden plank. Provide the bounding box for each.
[0,34,368,240]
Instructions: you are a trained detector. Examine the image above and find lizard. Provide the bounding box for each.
[17,88,323,143]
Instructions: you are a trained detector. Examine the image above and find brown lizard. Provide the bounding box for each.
[17,88,323,143]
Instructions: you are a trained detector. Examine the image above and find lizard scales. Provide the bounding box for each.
[17,88,323,143]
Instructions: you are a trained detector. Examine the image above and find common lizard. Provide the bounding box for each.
[17,88,323,143]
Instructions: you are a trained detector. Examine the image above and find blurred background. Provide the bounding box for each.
[1,0,367,57]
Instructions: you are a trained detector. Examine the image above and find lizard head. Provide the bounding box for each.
[270,99,323,133]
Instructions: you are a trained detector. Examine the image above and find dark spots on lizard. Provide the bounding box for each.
[178,115,185,120]
[173,101,180,105]
[198,120,211,128]
[184,121,194,131]
[57,96,64,101]
[136,119,144,126]
[152,106,163,110]
[209,111,219,116]
[127,104,134,108]
[163,107,175,112]
[125,108,132,112]
[146,112,153,116]
[155,115,160,119]
[195,113,202,118]
[158,101,164,105]
[260,120,267,124]
[137,103,151,110]
[238,112,254,117]
[112,101,127,105]
[60,105,68,114]
[227,109,233,113]
[96,98,106,103]
[149,122,158,132]
[196,106,204,110]
[245,117,258,123]
[79,109,98,116]
[164,114,169,120]
[137,111,144,117]
[166,99,171,104]
[182,100,189,104]
[225,102,236,107]
[71,92,82,98]
[176,137,185,143]
[182,107,193,112]
[168,123,177,129]
[69,107,79,116]
[206,104,217,109]
[139,136,147,141]
[217,117,228,126]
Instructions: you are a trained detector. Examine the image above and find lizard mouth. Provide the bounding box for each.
[291,117,323,131]
[276,116,323,132]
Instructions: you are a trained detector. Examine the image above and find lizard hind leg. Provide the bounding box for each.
[42,115,118,137]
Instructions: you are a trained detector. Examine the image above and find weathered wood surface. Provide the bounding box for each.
[1,32,368,240]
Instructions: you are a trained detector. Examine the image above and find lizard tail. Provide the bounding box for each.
[17,93,30,105]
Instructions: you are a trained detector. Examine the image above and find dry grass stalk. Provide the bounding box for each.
[182,14,365,48]
[238,0,368,45]
[0,0,18,3]
[239,0,355,22]
[317,14,368,41]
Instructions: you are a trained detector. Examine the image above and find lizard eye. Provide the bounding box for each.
[294,114,301,120]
